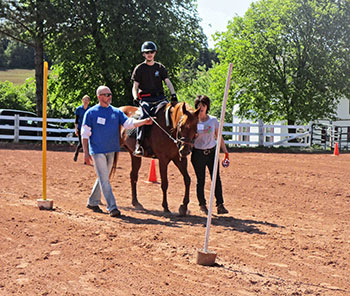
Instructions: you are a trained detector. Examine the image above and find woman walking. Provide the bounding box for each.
[191,95,230,215]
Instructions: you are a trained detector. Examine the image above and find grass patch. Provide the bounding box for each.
[0,69,35,85]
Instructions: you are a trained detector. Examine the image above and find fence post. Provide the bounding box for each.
[14,114,19,143]
[337,127,341,151]
[309,123,313,147]
[231,108,235,143]
[258,120,264,147]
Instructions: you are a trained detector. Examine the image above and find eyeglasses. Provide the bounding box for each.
[100,93,112,97]
[145,51,155,54]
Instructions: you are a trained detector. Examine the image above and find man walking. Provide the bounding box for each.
[82,85,153,217]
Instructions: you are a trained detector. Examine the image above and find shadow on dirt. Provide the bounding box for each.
[119,206,284,235]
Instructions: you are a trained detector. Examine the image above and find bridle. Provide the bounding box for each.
[175,117,195,149]
[139,102,194,150]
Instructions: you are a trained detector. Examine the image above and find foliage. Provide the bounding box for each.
[47,64,95,118]
[4,40,35,69]
[212,0,350,124]
[0,80,36,111]
[46,0,207,109]
[0,0,67,116]
[0,37,9,68]
[0,0,206,115]
[177,63,235,121]
[179,48,219,85]
[0,37,35,69]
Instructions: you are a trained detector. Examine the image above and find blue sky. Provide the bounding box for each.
[196,0,255,48]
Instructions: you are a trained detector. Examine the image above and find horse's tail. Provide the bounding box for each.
[109,152,118,178]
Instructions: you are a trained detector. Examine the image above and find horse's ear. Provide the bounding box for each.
[182,102,188,114]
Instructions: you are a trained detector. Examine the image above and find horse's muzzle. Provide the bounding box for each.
[179,145,191,157]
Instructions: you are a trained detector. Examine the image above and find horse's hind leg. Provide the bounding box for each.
[130,154,143,210]
[173,157,191,216]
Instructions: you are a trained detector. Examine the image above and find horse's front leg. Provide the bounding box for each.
[173,157,191,216]
[158,159,170,213]
[130,154,143,209]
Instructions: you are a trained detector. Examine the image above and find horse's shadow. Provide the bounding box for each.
[118,206,284,235]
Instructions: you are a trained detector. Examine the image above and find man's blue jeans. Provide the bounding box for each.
[87,152,118,212]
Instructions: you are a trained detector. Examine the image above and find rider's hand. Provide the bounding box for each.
[171,94,178,106]
[222,152,230,168]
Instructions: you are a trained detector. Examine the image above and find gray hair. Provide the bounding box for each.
[96,85,110,96]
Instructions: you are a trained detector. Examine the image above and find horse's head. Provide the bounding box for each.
[173,102,200,158]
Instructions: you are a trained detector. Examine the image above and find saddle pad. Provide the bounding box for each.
[127,128,136,138]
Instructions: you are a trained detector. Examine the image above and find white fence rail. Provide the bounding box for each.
[0,114,77,143]
[2,114,349,149]
[223,122,311,147]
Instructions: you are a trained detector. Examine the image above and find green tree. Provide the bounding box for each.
[0,37,9,68]
[0,80,36,111]
[178,64,235,120]
[46,0,206,110]
[214,0,350,124]
[0,0,64,116]
[4,40,35,69]
[179,48,219,85]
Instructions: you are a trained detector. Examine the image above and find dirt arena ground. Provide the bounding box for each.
[0,144,349,296]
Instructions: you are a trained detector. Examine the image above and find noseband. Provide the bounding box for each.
[176,117,195,149]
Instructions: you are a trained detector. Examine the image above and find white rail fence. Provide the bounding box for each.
[0,114,77,143]
[2,114,349,149]
[223,121,311,147]
[1,114,313,147]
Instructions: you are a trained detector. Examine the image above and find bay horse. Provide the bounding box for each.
[117,102,200,216]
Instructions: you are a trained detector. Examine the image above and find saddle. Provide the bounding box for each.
[128,99,173,159]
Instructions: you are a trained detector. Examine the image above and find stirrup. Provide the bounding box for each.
[133,145,144,157]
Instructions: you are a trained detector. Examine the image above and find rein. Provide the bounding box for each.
[139,102,178,144]
[139,102,189,147]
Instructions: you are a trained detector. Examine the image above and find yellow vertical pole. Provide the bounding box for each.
[42,61,48,200]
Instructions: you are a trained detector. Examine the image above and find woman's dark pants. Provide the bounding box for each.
[190,148,224,207]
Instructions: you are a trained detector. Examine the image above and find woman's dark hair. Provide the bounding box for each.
[194,95,210,113]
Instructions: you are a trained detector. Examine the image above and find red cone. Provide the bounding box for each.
[148,159,158,183]
[333,142,339,156]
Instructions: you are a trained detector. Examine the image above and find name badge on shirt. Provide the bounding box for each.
[197,123,204,131]
[97,117,106,125]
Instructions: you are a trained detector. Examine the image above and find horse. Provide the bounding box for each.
[117,102,200,216]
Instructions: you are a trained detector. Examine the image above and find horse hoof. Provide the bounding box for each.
[178,205,187,217]
[133,202,144,210]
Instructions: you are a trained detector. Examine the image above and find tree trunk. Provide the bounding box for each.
[34,41,44,117]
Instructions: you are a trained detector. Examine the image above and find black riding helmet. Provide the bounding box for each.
[141,41,157,53]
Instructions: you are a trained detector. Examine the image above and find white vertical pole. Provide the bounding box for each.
[42,61,48,201]
[203,63,233,252]
[14,114,19,143]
